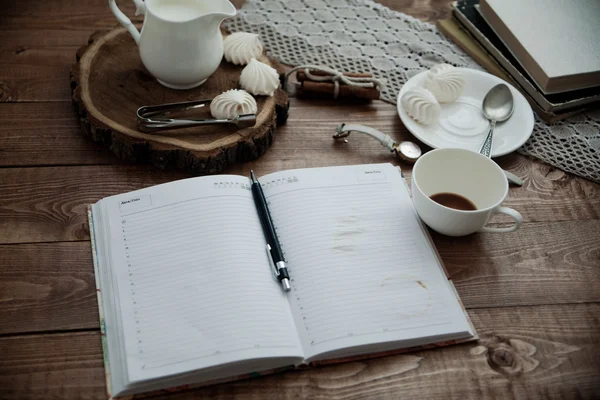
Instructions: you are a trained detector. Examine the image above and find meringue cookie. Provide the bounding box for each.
[223,32,264,65]
[240,58,280,96]
[424,64,464,103]
[210,89,257,119]
[401,87,440,125]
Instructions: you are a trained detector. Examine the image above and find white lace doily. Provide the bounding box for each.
[226,0,600,182]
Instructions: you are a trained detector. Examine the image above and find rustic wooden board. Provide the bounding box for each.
[1,304,598,399]
[1,220,599,335]
[71,27,289,174]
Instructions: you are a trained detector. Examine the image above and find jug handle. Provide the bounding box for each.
[108,0,146,44]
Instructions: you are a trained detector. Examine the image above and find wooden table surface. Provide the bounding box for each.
[1,1,599,399]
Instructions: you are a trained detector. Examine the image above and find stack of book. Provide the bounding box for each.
[438,0,600,123]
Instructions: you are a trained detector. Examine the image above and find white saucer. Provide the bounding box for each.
[397,68,534,157]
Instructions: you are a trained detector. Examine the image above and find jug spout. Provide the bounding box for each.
[201,0,236,27]
[142,0,236,24]
[212,0,236,16]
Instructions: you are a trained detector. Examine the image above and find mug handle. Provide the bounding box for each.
[108,0,146,44]
[478,206,523,233]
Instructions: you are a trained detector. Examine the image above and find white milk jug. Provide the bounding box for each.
[109,0,236,89]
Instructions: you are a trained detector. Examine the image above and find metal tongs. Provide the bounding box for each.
[136,99,256,133]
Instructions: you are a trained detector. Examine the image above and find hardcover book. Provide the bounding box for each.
[479,0,600,94]
[453,0,600,113]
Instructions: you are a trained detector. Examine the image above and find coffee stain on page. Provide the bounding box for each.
[332,245,355,253]
[332,214,364,252]
[381,275,414,287]
[379,277,432,317]
[338,215,359,225]
[336,229,365,237]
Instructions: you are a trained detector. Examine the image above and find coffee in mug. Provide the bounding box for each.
[429,192,477,211]
[411,148,522,236]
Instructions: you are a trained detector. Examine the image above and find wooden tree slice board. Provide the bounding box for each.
[71,27,289,174]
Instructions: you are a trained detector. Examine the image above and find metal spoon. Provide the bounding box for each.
[479,84,523,186]
[480,84,514,157]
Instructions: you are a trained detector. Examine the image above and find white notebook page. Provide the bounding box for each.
[261,164,472,360]
[98,175,303,382]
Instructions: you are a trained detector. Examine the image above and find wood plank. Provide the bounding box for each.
[0,165,189,244]
[0,332,106,400]
[435,219,600,308]
[0,98,597,201]
[0,103,117,166]
[1,304,598,399]
[0,99,396,166]
[0,99,598,244]
[0,30,91,48]
[0,0,445,32]
[0,32,86,102]
[0,46,74,102]
[377,0,453,21]
[2,219,599,335]
[0,242,98,335]
[0,0,142,32]
[1,162,598,245]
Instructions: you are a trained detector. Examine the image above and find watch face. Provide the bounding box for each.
[397,141,422,163]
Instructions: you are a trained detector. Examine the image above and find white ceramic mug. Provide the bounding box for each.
[411,148,522,236]
[109,0,236,89]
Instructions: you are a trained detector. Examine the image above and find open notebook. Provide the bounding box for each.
[89,163,476,398]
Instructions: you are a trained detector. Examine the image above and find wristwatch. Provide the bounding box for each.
[333,123,523,186]
[333,123,422,163]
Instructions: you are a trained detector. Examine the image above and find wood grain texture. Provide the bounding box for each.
[0,165,188,244]
[0,45,73,102]
[0,332,106,400]
[0,0,444,33]
[435,219,600,308]
[1,304,598,400]
[1,0,599,399]
[0,242,98,335]
[1,220,598,335]
[377,0,454,21]
[0,0,143,32]
[1,99,598,244]
[0,103,117,166]
[0,30,91,48]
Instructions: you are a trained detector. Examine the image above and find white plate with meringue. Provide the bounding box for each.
[397,67,534,157]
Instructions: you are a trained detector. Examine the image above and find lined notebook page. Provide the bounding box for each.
[99,176,302,382]
[260,164,472,360]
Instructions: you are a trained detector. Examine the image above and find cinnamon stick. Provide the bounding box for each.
[296,70,373,82]
[296,81,380,101]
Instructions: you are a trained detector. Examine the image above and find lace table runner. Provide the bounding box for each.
[226,0,600,182]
